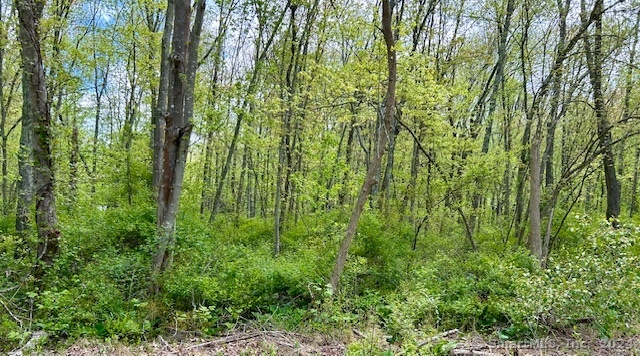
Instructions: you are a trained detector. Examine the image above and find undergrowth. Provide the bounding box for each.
[1,204,639,353]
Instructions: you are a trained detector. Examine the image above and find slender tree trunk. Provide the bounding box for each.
[471,0,514,229]
[330,0,396,291]
[584,0,620,225]
[325,123,347,209]
[0,6,7,214]
[201,128,214,216]
[339,116,356,206]
[274,141,284,254]
[236,144,248,219]
[630,148,640,216]
[211,117,241,220]
[380,115,398,211]
[124,43,139,205]
[501,97,512,223]
[529,119,542,262]
[69,116,79,206]
[406,132,420,219]
[200,39,225,216]
[91,50,108,194]
[542,0,568,188]
[624,11,639,216]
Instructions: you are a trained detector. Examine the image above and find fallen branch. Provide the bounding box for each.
[417,329,459,348]
[8,331,47,356]
[352,328,366,338]
[186,331,307,350]
[0,285,19,294]
[187,332,263,349]
[0,297,23,327]
[397,329,460,355]
[451,350,501,356]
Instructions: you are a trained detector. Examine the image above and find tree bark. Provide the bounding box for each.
[152,0,174,198]
[583,0,620,226]
[16,72,34,234]
[152,0,206,278]
[630,148,640,216]
[16,0,60,268]
[529,120,543,261]
[624,11,639,216]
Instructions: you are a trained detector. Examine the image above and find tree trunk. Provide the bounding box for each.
[325,123,347,209]
[236,144,248,219]
[91,49,108,194]
[16,0,60,268]
[630,148,640,216]
[471,0,514,230]
[541,0,568,188]
[583,0,620,226]
[0,5,14,215]
[624,11,639,216]
[152,0,206,279]
[69,117,79,206]
[380,115,398,211]
[152,0,174,197]
[201,128,214,216]
[124,43,139,205]
[329,0,396,291]
[16,71,34,234]
[339,116,356,206]
[528,120,542,262]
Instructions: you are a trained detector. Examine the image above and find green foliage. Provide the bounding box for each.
[3,204,640,353]
[35,249,151,340]
[163,215,333,332]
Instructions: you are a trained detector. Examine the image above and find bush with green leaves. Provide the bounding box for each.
[3,202,640,352]
[163,215,334,332]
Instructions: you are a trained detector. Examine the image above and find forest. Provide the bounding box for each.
[1,0,640,354]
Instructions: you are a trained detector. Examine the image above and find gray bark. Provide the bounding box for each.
[16,0,60,268]
[152,0,174,199]
[152,0,206,278]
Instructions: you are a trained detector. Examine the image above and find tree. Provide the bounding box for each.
[209,0,289,222]
[152,0,206,278]
[329,0,397,291]
[16,0,60,267]
[583,0,621,226]
[0,2,20,215]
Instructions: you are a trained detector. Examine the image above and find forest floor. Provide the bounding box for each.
[24,329,640,355]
